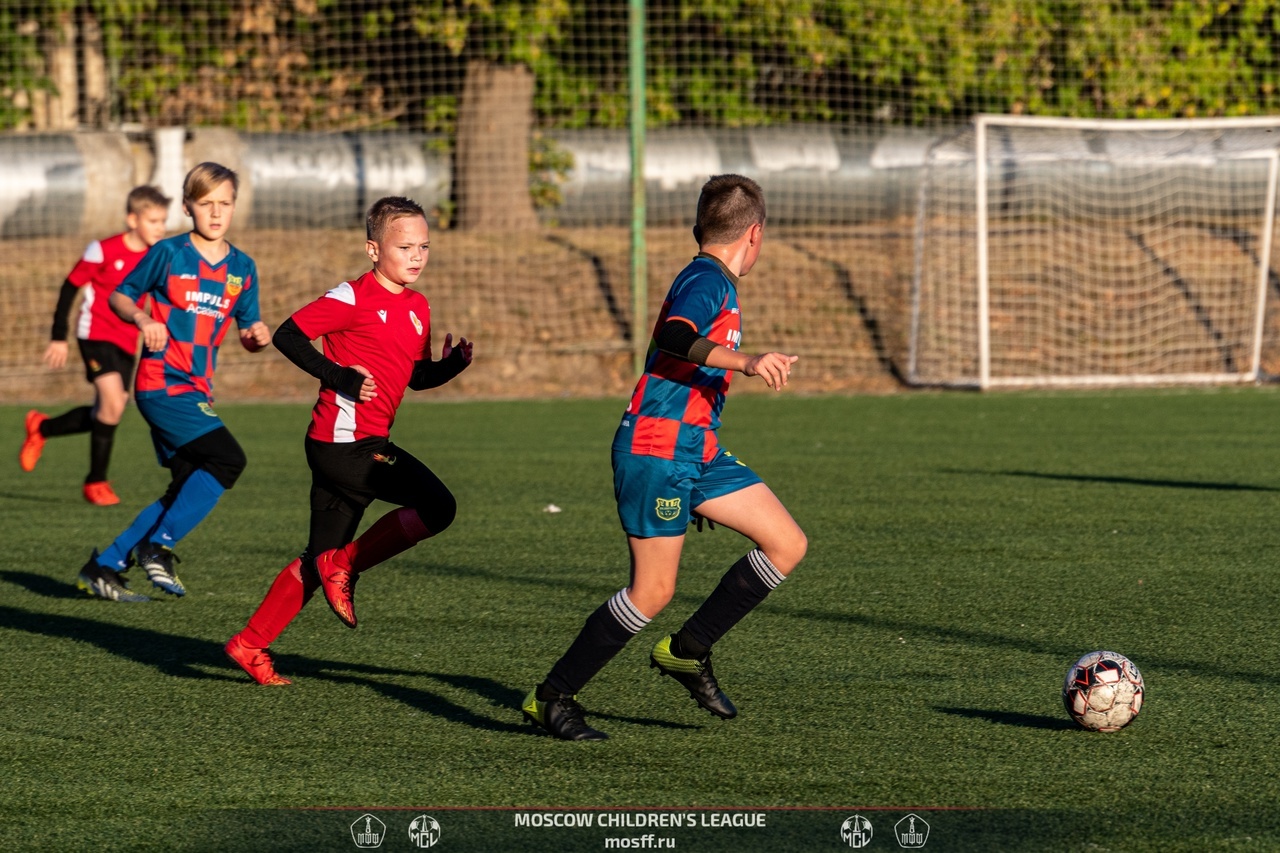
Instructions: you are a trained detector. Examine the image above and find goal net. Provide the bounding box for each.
[909,115,1280,388]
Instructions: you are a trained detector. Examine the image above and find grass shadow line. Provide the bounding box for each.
[942,468,1279,492]
[935,706,1076,730]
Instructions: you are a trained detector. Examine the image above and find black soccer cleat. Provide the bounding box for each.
[522,690,609,741]
[134,542,185,596]
[77,549,150,603]
[650,634,738,719]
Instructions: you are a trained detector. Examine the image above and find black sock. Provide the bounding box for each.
[542,589,650,697]
[41,406,93,438]
[681,549,787,651]
[87,420,118,482]
[670,630,709,660]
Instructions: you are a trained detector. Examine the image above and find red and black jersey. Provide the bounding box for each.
[292,270,431,443]
[66,233,148,353]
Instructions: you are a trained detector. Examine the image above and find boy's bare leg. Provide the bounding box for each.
[649,483,807,718]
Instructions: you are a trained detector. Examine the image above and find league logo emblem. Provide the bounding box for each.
[655,497,682,521]
[408,814,441,848]
[409,310,423,336]
[225,274,243,296]
[350,813,385,848]
[840,815,873,848]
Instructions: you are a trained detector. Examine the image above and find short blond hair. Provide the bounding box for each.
[694,174,766,246]
[182,162,238,206]
[126,185,171,216]
[366,196,426,241]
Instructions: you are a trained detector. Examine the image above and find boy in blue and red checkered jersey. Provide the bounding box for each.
[76,162,271,603]
[225,195,472,685]
[20,186,171,506]
[523,174,807,740]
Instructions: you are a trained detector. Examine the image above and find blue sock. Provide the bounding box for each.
[148,469,226,547]
[99,500,166,570]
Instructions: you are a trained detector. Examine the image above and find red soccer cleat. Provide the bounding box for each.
[83,481,121,506]
[19,410,47,472]
[315,547,358,629]
[225,633,291,685]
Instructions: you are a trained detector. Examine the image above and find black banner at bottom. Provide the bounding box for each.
[173,805,1274,852]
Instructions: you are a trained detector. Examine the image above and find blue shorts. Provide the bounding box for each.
[136,392,227,465]
[613,448,763,538]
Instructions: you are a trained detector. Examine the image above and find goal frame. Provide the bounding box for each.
[909,114,1280,390]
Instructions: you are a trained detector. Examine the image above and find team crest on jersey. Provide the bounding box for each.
[225,274,244,296]
[198,402,218,418]
[409,310,423,336]
[113,259,124,271]
[655,497,682,521]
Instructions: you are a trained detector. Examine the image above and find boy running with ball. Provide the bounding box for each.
[523,174,806,740]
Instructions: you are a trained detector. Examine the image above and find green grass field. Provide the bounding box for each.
[3,390,1279,851]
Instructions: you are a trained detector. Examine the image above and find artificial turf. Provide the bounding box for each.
[2,390,1278,851]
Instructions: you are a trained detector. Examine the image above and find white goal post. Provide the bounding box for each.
[909,114,1280,389]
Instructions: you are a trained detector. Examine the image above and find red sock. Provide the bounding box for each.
[241,558,319,649]
[347,507,431,574]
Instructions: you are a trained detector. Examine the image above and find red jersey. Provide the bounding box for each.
[292,271,431,443]
[66,233,148,353]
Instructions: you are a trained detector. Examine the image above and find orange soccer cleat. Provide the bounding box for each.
[83,481,121,506]
[315,547,359,629]
[225,633,291,686]
[19,410,47,472]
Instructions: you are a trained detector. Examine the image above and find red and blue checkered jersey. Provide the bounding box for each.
[116,233,261,398]
[66,232,148,353]
[612,255,742,462]
[291,270,431,443]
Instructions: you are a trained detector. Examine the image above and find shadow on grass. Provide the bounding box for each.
[0,569,86,599]
[0,489,64,503]
[0,589,590,736]
[945,468,1280,492]
[779,604,1280,688]
[935,706,1075,730]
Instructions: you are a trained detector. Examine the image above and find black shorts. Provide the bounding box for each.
[304,435,454,553]
[78,339,136,390]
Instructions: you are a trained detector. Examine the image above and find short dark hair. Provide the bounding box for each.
[126,185,171,215]
[183,162,238,206]
[693,174,766,246]
[367,196,426,241]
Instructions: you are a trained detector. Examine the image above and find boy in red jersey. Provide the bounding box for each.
[226,195,472,685]
[522,174,806,740]
[21,186,171,505]
[77,163,271,602]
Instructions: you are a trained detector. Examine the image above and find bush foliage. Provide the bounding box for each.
[5,0,1280,131]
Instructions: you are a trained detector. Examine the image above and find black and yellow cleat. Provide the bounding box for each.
[650,634,737,719]
[522,690,608,741]
[77,549,150,603]
[135,542,185,596]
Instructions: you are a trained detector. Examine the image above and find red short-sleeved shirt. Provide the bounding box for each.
[292,270,432,443]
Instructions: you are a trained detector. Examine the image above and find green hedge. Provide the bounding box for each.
[4,0,1280,131]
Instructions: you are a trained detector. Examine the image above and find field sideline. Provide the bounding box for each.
[2,391,1279,851]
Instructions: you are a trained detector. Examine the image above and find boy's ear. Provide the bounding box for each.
[365,239,379,263]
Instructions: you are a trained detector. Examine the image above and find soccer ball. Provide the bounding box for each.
[1062,650,1144,732]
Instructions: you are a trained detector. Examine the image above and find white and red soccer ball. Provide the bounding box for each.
[1062,650,1144,732]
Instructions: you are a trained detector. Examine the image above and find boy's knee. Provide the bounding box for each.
[416,492,457,536]
[766,528,807,576]
[628,583,674,619]
[204,443,247,489]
